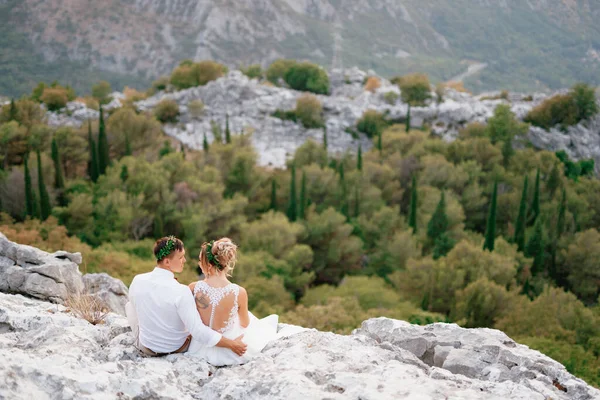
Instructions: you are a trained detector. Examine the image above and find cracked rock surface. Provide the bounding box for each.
[1,292,598,400]
[0,233,127,315]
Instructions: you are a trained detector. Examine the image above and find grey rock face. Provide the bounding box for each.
[0,233,84,303]
[1,293,599,399]
[354,318,599,400]
[83,273,129,316]
[0,234,129,315]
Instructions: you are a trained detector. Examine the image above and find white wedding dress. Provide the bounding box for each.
[187,281,280,366]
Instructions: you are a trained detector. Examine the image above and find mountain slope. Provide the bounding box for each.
[2,0,600,97]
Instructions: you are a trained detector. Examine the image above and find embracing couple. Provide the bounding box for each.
[126,236,280,366]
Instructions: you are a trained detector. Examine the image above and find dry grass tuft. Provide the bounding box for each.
[66,292,109,325]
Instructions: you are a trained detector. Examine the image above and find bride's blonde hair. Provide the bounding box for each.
[199,237,238,277]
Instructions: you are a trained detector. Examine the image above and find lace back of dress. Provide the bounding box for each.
[194,281,240,333]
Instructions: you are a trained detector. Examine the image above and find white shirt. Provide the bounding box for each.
[126,267,222,353]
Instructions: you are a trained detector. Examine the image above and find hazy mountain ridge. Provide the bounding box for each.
[2,0,600,97]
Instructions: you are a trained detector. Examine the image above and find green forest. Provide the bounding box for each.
[1,59,600,386]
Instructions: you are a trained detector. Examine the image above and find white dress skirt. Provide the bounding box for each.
[187,311,279,366]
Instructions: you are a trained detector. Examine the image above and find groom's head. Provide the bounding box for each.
[154,236,186,273]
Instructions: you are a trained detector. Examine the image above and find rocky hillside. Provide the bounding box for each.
[43,67,600,175]
[2,0,600,96]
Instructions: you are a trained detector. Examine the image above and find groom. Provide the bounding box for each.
[126,236,247,357]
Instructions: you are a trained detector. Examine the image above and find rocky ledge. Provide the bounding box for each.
[0,290,598,400]
[0,233,128,315]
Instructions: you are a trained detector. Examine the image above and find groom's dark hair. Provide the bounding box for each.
[153,236,184,261]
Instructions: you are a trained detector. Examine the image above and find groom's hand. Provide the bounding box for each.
[229,335,247,356]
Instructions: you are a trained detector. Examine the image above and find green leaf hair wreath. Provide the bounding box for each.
[157,235,177,261]
[205,240,224,270]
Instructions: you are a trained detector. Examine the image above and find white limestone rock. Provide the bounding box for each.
[83,273,129,316]
[1,291,599,400]
[0,232,84,303]
[354,317,599,400]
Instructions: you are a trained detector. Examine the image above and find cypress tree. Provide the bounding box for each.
[120,164,129,183]
[154,215,164,238]
[31,187,40,219]
[225,113,231,144]
[51,138,66,206]
[405,104,411,132]
[354,185,360,218]
[24,153,34,218]
[124,133,132,156]
[299,170,307,220]
[87,120,99,182]
[339,163,348,218]
[286,164,297,222]
[203,132,209,152]
[323,126,328,150]
[357,145,363,171]
[427,191,448,242]
[51,138,64,190]
[37,149,51,220]
[408,175,418,234]
[529,168,540,225]
[556,188,567,238]
[513,176,528,252]
[547,164,561,198]
[526,218,545,276]
[270,178,277,210]
[501,138,514,168]
[9,99,17,122]
[433,233,455,260]
[483,181,498,251]
[97,107,110,175]
[377,130,382,154]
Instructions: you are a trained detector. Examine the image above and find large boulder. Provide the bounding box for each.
[83,273,129,316]
[0,292,598,400]
[0,233,84,304]
[354,318,597,400]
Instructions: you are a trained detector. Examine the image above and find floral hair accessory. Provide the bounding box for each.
[157,235,177,261]
[205,240,224,270]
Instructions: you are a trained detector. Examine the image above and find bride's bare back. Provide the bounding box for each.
[190,281,249,333]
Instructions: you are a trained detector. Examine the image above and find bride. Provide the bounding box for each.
[186,238,279,366]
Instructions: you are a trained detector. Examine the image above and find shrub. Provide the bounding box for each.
[364,76,381,93]
[525,94,578,130]
[193,60,226,86]
[284,62,330,95]
[272,109,297,123]
[295,94,324,129]
[40,88,68,111]
[241,64,263,79]
[392,73,431,106]
[154,99,180,123]
[170,65,196,89]
[152,76,170,92]
[384,91,399,105]
[356,109,386,138]
[571,83,598,121]
[91,81,112,105]
[266,59,297,84]
[188,99,205,119]
[170,60,226,90]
